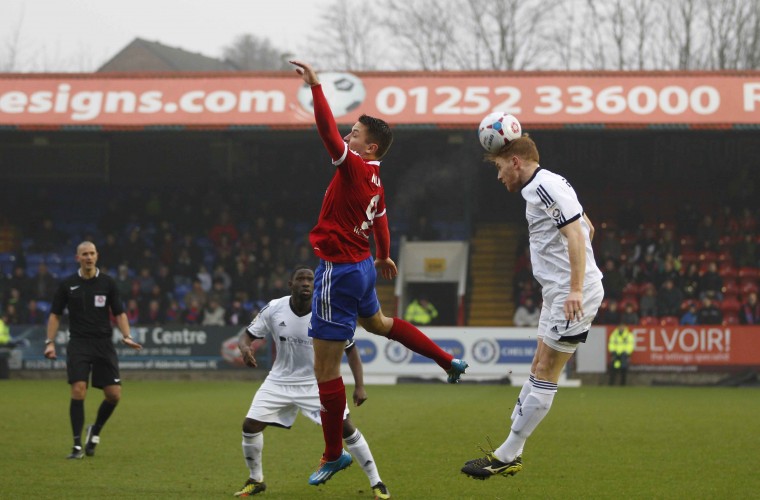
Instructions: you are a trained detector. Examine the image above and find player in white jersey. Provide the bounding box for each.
[462,134,604,480]
[233,267,390,499]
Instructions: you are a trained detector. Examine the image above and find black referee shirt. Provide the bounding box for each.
[50,269,125,340]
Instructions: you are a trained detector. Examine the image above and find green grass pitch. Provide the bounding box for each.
[2,379,759,499]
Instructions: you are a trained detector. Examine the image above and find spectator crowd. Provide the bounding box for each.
[513,203,760,327]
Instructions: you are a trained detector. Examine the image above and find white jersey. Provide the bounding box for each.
[521,167,603,288]
[246,295,355,385]
[246,296,315,385]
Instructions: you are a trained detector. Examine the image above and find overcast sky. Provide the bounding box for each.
[2,0,329,71]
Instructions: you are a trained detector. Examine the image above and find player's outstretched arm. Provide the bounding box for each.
[290,60,320,86]
[115,313,142,350]
[290,60,345,162]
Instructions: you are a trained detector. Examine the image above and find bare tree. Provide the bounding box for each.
[655,0,708,69]
[458,0,561,70]
[222,34,289,70]
[739,0,760,68]
[380,0,461,70]
[300,0,383,71]
[0,10,25,72]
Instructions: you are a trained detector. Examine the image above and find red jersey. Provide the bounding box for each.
[308,84,390,264]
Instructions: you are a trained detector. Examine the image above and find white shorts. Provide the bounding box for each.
[246,379,349,428]
[538,280,604,354]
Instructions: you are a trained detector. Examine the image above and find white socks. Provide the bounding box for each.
[242,428,381,486]
[345,429,381,486]
[511,374,535,422]
[496,380,557,463]
[242,431,264,482]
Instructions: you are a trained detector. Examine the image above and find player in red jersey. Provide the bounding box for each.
[290,60,469,487]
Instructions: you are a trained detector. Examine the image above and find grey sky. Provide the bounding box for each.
[2,0,328,71]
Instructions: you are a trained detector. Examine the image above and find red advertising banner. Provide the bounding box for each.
[609,325,760,367]
[1,71,760,128]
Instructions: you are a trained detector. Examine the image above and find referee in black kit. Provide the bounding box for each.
[44,241,142,459]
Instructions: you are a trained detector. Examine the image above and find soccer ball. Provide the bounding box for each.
[297,72,367,118]
[478,112,522,153]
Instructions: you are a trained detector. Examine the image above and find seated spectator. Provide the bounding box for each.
[696,214,720,251]
[601,258,625,301]
[598,229,622,263]
[173,248,195,286]
[680,303,698,325]
[183,279,207,310]
[209,210,239,247]
[135,266,156,298]
[734,233,757,268]
[164,299,184,325]
[739,292,760,325]
[633,252,658,284]
[125,298,140,326]
[639,284,657,318]
[699,261,723,300]
[697,297,723,325]
[196,265,213,293]
[226,299,249,326]
[3,303,23,324]
[681,263,701,299]
[208,278,231,308]
[633,227,659,263]
[597,300,621,325]
[31,262,58,301]
[513,297,540,327]
[140,299,165,325]
[656,278,683,317]
[183,299,203,325]
[657,229,680,261]
[620,302,639,326]
[201,298,226,326]
[655,257,681,289]
[9,267,31,301]
[25,299,47,325]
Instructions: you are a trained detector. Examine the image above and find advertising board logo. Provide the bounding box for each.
[385,341,412,364]
[472,339,497,364]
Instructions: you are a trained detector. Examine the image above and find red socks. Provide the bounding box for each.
[317,377,346,461]
[388,318,453,370]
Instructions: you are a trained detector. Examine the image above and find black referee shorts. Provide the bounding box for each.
[66,338,121,389]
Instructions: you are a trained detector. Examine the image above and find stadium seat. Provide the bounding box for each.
[723,314,740,326]
[719,297,741,315]
[718,264,738,280]
[680,235,696,251]
[717,250,733,264]
[660,316,679,326]
[698,251,717,263]
[722,280,739,296]
[680,250,698,266]
[36,300,52,314]
[738,267,760,280]
[620,299,639,313]
[639,316,659,326]
[680,299,698,312]
[740,281,759,295]
[621,282,639,297]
